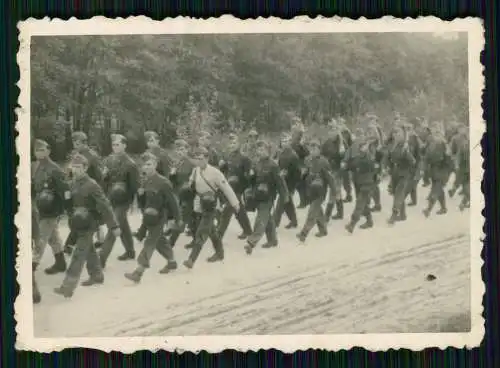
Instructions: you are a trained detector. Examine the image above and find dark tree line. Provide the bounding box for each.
[30,32,468,160]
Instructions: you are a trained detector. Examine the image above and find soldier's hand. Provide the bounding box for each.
[112,227,121,237]
[249,169,255,177]
[340,162,347,170]
[174,220,184,231]
[64,191,71,200]
[219,159,225,167]
[300,168,307,176]
[137,188,145,195]
[232,203,240,213]
[102,167,109,176]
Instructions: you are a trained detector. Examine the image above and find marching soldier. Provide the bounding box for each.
[54,154,120,298]
[402,123,423,207]
[337,117,354,203]
[132,130,174,240]
[144,130,173,177]
[344,133,379,233]
[183,146,240,268]
[321,118,346,221]
[422,122,454,217]
[296,139,335,242]
[448,124,468,198]
[99,134,140,267]
[386,126,417,224]
[64,131,105,254]
[449,125,470,210]
[31,139,70,275]
[290,119,309,208]
[217,133,254,240]
[273,132,300,229]
[416,121,432,188]
[124,152,182,283]
[168,139,197,247]
[32,203,41,304]
[365,116,385,212]
[244,140,289,254]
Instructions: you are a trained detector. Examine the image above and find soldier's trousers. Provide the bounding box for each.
[218,201,253,239]
[300,197,327,236]
[428,175,447,209]
[188,209,223,264]
[274,180,298,227]
[247,200,277,246]
[392,174,411,215]
[350,184,373,224]
[100,205,134,263]
[406,169,420,204]
[33,217,63,265]
[296,176,308,206]
[60,230,103,291]
[137,222,175,268]
[342,170,353,197]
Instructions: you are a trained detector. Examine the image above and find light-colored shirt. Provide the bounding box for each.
[190,164,239,213]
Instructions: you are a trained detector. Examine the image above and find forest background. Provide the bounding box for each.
[30,32,468,161]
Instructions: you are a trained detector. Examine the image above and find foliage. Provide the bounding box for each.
[30,33,468,160]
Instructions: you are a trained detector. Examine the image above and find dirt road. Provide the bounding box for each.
[33,184,470,337]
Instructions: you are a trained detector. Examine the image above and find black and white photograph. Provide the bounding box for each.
[16,17,484,352]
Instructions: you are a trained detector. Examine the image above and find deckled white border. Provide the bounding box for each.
[15,15,485,353]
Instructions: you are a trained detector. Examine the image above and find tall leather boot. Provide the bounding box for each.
[44,252,67,275]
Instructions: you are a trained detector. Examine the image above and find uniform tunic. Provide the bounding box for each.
[247,157,289,247]
[60,174,118,292]
[31,158,70,264]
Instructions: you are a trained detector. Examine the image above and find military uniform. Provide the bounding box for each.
[423,133,454,217]
[273,142,301,229]
[386,138,417,224]
[297,141,335,242]
[168,140,197,247]
[320,131,346,220]
[184,149,240,268]
[338,122,354,202]
[64,132,104,252]
[449,131,470,210]
[99,137,140,266]
[217,143,253,239]
[125,152,182,282]
[344,139,379,233]
[291,131,309,208]
[245,141,289,253]
[54,154,118,298]
[31,140,70,275]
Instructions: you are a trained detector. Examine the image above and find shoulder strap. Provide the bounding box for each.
[196,167,219,194]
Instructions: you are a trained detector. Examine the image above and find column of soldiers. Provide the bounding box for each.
[31,115,470,304]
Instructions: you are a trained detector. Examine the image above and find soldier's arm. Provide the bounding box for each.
[273,164,289,200]
[162,179,181,223]
[321,159,336,194]
[215,171,240,209]
[92,183,119,230]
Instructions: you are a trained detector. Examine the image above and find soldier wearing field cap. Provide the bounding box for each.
[321,118,346,221]
[54,154,120,298]
[125,152,182,283]
[343,135,379,233]
[144,130,173,177]
[168,138,197,247]
[31,139,71,275]
[99,134,140,267]
[290,119,310,208]
[273,132,300,229]
[183,146,240,268]
[244,140,289,255]
[422,122,454,217]
[386,125,417,224]
[64,131,105,254]
[217,133,254,240]
[296,139,335,242]
[365,114,385,212]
